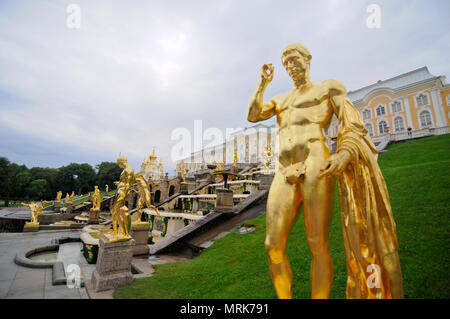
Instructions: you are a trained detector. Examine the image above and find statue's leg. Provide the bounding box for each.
[136,198,143,221]
[265,172,302,299]
[111,205,118,234]
[301,171,335,299]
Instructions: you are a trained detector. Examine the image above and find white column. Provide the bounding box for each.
[402,96,413,129]
[430,88,446,127]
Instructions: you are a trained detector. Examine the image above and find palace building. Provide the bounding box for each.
[177,66,450,174]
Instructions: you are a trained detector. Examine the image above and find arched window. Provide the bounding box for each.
[391,101,402,113]
[376,105,386,116]
[393,117,405,132]
[378,120,389,134]
[154,190,161,203]
[416,93,428,107]
[419,110,432,127]
[169,185,175,197]
[362,109,371,120]
[365,123,374,137]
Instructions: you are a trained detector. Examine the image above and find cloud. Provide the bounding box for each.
[0,0,448,172]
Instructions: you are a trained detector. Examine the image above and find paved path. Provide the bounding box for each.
[0,230,89,299]
[0,208,31,220]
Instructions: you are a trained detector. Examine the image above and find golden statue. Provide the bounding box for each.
[65,193,70,206]
[56,191,62,203]
[233,151,238,167]
[133,172,161,225]
[247,43,403,299]
[91,186,102,211]
[181,166,188,184]
[106,156,134,242]
[158,160,164,179]
[21,201,49,226]
[214,161,224,171]
[105,184,109,194]
[263,144,272,173]
[177,161,184,175]
[70,191,75,204]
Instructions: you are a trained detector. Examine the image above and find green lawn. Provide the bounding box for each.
[115,134,450,299]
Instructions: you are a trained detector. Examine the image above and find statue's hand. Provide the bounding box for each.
[261,64,274,84]
[319,150,351,178]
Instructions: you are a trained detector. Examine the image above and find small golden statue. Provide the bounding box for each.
[263,144,272,173]
[233,151,238,167]
[133,173,160,226]
[65,193,70,206]
[105,184,109,194]
[91,186,102,211]
[158,161,164,179]
[214,161,224,171]
[56,191,62,203]
[21,201,49,226]
[247,43,403,299]
[177,161,184,176]
[106,156,134,242]
[181,166,188,184]
[70,191,75,204]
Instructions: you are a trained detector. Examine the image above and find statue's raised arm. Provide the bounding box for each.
[247,64,280,122]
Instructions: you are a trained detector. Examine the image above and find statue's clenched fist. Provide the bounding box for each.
[261,63,274,83]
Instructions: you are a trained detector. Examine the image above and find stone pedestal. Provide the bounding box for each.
[259,174,274,190]
[215,188,233,213]
[130,223,150,256]
[65,204,74,214]
[180,182,189,195]
[54,202,61,213]
[88,209,100,224]
[207,172,216,183]
[23,222,39,232]
[91,238,135,292]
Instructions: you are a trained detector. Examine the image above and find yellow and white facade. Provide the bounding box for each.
[329,66,450,147]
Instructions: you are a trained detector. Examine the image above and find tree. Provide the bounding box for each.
[26,179,48,200]
[96,161,122,191]
[57,163,96,195]
[8,164,30,201]
[0,157,11,206]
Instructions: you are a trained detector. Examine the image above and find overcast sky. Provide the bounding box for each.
[0,0,449,174]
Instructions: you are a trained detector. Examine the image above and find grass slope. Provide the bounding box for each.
[115,134,450,299]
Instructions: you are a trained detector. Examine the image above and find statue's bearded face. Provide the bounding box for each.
[282,50,308,81]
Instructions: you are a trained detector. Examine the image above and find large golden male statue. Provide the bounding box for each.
[248,43,403,299]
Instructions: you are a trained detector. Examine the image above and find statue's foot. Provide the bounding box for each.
[103,233,132,243]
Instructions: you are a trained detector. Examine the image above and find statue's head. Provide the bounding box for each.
[117,156,128,168]
[281,43,312,82]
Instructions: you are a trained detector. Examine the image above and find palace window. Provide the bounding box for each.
[416,93,429,107]
[362,109,371,120]
[419,110,432,127]
[391,101,402,113]
[365,123,374,137]
[393,117,405,132]
[378,120,389,134]
[376,105,386,116]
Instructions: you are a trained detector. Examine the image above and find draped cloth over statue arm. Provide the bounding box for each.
[329,80,404,299]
